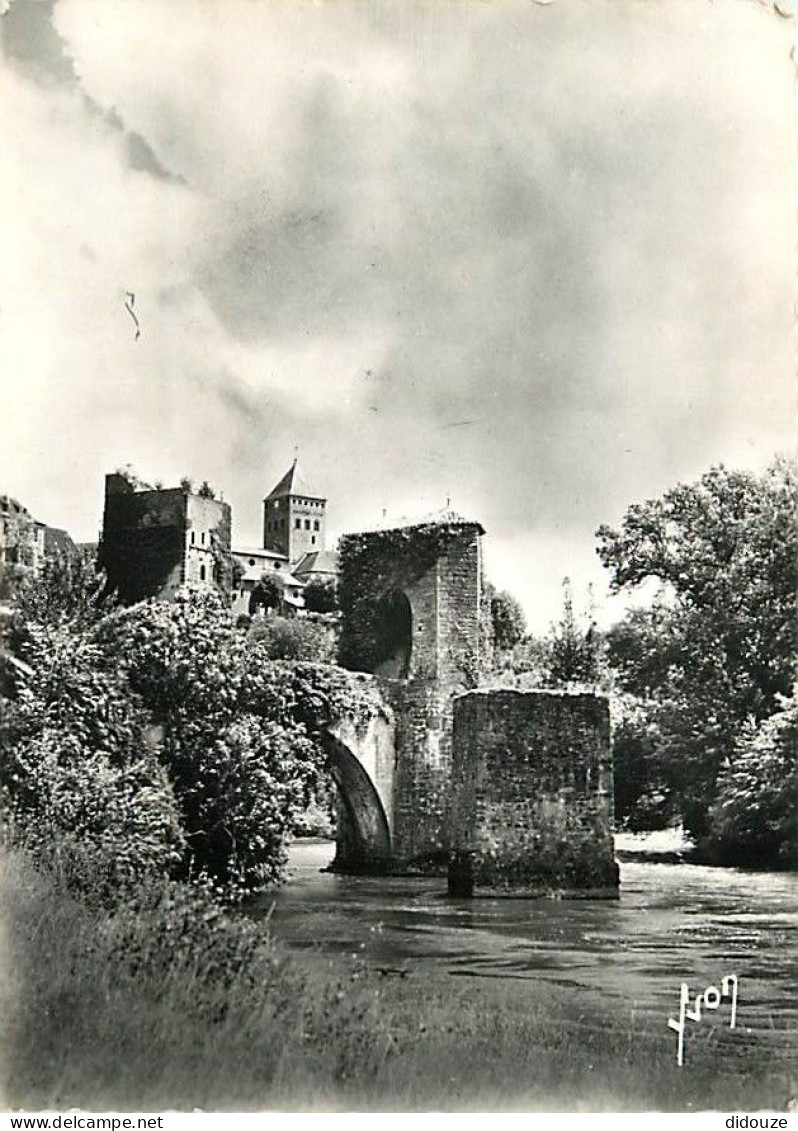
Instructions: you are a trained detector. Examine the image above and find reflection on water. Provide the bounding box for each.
[250,839,797,1048]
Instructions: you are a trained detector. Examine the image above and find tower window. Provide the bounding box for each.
[304,519,311,530]
[248,558,255,566]
[295,518,301,529]
[191,532,195,544]
[201,532,205,545]
[313,520,319,531]
[199,565,206,581]
[311,535,316,545]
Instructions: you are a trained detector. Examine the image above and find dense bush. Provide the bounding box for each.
[10,552,113,632]
[247,614,338,663]
[93,593,322,891]
[706,699,797,867]
[2,581,384,899]
[0,623,184,902]
[303,577,338,614]
[5,732,184,903]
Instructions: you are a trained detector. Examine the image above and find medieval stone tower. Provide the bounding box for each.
[336,513,486,868]
[333,511,618,896]
[262,458,327,565]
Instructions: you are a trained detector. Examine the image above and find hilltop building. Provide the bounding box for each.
[94,461,336,614]
[232,459,337,617]
[262,458,327,561]
[98,473,232,605]
[0,494,77,595]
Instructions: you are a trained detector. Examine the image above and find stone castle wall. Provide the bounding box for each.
[99,474,232,604]
[337,520,485,869]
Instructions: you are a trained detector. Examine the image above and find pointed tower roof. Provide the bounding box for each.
[264,459,324,501]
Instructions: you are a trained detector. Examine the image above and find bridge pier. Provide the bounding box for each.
[448,689,619,898]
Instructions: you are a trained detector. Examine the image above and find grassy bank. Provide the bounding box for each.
[1,849,794,1112]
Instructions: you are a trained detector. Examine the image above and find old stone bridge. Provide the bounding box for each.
[321,515,619,898]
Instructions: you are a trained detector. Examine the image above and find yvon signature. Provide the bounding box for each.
[667,974,738,1066]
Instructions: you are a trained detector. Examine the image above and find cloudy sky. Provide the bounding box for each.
[0,0,793,631]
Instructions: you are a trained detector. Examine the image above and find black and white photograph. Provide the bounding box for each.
[0,0,795,1116]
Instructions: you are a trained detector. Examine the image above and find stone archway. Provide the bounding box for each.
[373,589,412,679]
[324,732,392,873]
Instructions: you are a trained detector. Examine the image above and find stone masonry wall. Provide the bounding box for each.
[99,479,186,604]
[337,520,485,870]
[448,689,619,896]
[99,474,232,604]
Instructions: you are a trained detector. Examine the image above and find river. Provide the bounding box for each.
[250,837,797,1059]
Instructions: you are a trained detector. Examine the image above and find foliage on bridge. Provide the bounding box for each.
[2,586,388,902]
[337,521,481,673]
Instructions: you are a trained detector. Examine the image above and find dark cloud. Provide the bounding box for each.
[1,0,75,85]
[3,0,790,627]
[191,0,791,561]
[2,0,184,184]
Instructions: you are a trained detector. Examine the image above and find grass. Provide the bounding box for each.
[1,848,794,1112]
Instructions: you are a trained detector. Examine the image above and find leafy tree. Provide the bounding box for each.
[2,568,382,898]
[94,591,319,891]
[249,575,280,616]
[197,480,216,500]
[96,590,383,892]
[179,477,193,493]
[598,458,797,843]
[488,586,527,653]
[11,552,115,635]
[610,692,672,830]
[490,634,549,686]
[0,622,184,903]
[544,578,604,688]
[303,577,338,614]
[707,698,797,867]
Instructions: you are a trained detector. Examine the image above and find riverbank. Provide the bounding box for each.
[2,848,794,1112]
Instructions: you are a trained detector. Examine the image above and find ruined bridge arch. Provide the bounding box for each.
[264,662,396,872]
[323,708,396,873]
[326,514,619,896]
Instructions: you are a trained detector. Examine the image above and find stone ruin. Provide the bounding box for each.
[331,513,619,898]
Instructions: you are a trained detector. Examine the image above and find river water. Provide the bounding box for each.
[251,838,797,1058]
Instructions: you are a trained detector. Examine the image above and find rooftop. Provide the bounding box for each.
[233,546,288,560]
[264,459,324,502]
[293,549,339,577]
[351,507,485,537]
